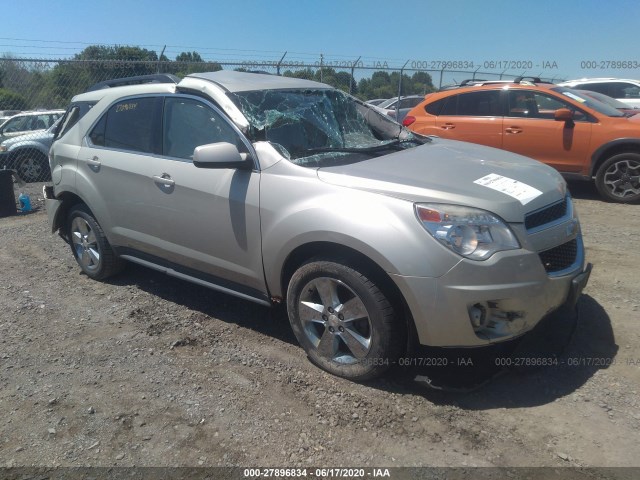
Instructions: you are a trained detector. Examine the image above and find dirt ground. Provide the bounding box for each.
[0,180,638,471]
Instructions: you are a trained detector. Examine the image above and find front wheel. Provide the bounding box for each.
[67,204,123,280]
[595,153,640,203]
[287,259,404,381]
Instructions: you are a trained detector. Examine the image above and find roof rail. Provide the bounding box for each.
[459,78,487,86]
[513,76,552,84]
[87,74,180,92]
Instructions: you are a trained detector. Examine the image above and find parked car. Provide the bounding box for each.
[558,78,640,108]
[0,118,61,182]
[0,110,64,143]
[375,95,425,122]
[365,98,387,106]
[576,89,640,116]
[404,77,640,203]
[44,72,590,381]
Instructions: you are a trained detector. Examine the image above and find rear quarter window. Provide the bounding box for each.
[55,102,96,140]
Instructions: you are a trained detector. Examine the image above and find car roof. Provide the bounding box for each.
[186,71,331,93]
[560,78,640,84]
[12,109,65,116]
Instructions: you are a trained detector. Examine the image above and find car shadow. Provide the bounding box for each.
[566,180,601,201]
[105,262,299,346]
[371,294,618,409]
[106,265,616,408]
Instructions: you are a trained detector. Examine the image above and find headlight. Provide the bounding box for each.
[415,203,520,260]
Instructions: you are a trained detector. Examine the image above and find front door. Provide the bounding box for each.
[502,90,593,174]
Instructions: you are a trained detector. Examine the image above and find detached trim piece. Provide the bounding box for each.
[87,74,180,91]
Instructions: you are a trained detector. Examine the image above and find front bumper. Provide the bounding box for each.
[392,236,591,347]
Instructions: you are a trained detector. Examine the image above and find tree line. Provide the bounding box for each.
[0,46,435,110]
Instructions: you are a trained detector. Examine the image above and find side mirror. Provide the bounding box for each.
[554,108,575,128]
[193,142,252,169]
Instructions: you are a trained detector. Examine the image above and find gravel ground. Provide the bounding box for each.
[0,180,638,470]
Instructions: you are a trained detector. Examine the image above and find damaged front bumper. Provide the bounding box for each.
[392,235,591,348]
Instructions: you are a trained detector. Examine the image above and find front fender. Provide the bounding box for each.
[259,164,461,297]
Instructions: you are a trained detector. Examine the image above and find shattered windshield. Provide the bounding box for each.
[229,88,424,166]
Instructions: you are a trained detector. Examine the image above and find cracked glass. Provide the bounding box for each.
[229,88,425,166]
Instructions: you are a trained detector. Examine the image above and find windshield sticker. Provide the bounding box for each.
[562,92,586,103]
[474,173,543,205]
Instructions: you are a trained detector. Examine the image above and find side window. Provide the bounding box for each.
[456,91,501,116]
[163,97,240,160]
[3,116,27,133]
[508,91,587,121]
[614,82,640,99]
[399,97,422,109]
[425,98,446,116]
[438,91,501,116]
[579,83,609,96]
[89,97,162,154]
[55,102,95,140]
[440,96,458,115]
[32,115,48,130]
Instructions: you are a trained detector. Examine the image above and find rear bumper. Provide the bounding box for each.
[43,185,64,234]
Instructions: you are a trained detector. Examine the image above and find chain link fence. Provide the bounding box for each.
[0,56,563,183]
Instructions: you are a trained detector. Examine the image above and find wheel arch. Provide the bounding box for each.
[590,139,640,176]
[50,191,90,239]
[279,241,418,354]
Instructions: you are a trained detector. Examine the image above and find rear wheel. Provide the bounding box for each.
[67,204,123,280]
[15,152,51,183]
[595,153,640,203]
[287,259,404,381]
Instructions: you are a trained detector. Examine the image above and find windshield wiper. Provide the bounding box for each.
[305,138,421,154]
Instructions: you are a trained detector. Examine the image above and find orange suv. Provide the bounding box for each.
[404,77,640,203]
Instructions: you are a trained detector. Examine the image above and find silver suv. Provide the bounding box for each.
[45,71,591,381]
[558,78,640,108]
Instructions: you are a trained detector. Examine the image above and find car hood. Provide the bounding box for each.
[316,139,567,222]
[2,131,52,147]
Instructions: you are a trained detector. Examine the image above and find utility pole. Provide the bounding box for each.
[157,45,166,73]
[349,56,361,94]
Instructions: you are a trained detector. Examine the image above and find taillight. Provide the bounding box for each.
[403,116,416,127]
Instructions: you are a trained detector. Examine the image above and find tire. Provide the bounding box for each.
[286,259,404,381]
[595,153,640,203]
[15,152,51,183]
[67,204,123,280]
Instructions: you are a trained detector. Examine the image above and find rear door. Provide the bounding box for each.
[433,90,504,148]
[78,94,266,295]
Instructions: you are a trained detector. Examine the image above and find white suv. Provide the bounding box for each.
[0,109,64,143]
[559,78,640,108]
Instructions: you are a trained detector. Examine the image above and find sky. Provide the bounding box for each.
[2,0,640,86]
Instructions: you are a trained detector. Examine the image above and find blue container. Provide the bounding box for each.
[18,192,32,212]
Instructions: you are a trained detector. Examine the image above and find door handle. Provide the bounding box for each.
[153,174,175,187]
[86,156,101,167]
[440,123,456,130]
[505,127,523,134]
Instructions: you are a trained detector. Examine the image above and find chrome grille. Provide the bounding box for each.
[539,239,578,273]
[525,196,568,231]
